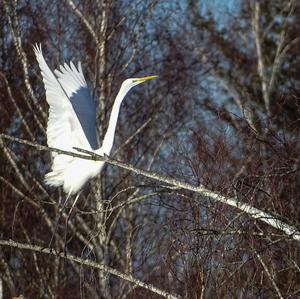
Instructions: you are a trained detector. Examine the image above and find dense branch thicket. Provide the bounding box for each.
[0,0,299,298]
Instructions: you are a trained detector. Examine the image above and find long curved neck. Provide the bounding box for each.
[99,84,131,154]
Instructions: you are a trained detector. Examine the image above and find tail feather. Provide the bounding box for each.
[45,171,64,187]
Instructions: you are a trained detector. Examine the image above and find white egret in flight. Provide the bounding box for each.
[34,44,156,197]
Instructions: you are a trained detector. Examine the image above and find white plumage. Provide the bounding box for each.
[34,44,156,195]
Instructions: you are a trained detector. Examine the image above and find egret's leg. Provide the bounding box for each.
[63,192,81,255]
[48,189,73,252]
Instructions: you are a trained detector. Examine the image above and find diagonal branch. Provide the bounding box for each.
[255,250,284,299]
[0,239,179,299]
[65,0,98,44]
[0,133,299,242]
[268,0,295,95]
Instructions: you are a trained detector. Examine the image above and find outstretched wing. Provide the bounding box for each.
[54,61,98,150]
[34,44,95,152]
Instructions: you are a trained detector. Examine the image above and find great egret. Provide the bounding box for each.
[34,44,156,196]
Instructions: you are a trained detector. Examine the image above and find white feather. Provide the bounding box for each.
[34,44,102,194]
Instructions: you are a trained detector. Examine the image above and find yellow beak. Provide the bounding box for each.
[136,75,158,82]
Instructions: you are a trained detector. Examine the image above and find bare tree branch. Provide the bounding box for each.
[65,0,98,44]
[252,1,271,116]
[268,0,295,94]
[0,239,180,299]
[3,0,47,129]
[1,133,299,242]
[255,251,284,299]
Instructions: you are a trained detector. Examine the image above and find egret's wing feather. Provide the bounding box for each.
[54,61,98,149]
[33,44,91,151]
[34,44,99,193]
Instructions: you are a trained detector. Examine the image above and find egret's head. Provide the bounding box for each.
[123,75,158,88]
